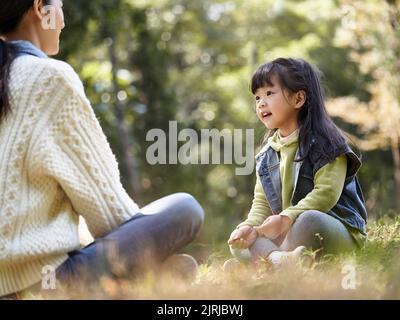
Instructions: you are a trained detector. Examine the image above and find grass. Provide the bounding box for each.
[25,216,400,300]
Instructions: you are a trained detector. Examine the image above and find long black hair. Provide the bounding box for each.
[0,0,51,122]
[251,57,349,165]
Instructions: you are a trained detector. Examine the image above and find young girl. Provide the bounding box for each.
[0,0,203,299]
[227,58,367,268]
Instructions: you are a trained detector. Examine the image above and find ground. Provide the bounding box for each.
[28,216,400,300]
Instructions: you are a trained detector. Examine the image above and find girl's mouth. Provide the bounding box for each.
[261,111,272,119]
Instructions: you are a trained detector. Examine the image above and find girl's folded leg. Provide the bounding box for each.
[56,192,204,288]
[229,246,252,263]
[229,236,281,264]
[279,210,357,256]
[248,236,281,261]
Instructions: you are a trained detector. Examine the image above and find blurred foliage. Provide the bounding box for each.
[58,0,400,258]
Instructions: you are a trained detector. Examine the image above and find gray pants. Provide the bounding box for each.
[231,210,357,262]
[1,193,204,299]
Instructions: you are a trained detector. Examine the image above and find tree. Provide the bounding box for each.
[326,0,400,209]
[58,0,387,248]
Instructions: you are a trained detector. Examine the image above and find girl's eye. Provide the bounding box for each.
[266,91,273,96]
[255,96,260,101]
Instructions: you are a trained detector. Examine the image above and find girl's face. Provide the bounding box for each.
[254,75,302,137]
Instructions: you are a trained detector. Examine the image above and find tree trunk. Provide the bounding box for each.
[391,136,400,210]
[108,35,140,195]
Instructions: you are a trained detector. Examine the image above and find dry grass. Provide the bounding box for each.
[26,216,400,300]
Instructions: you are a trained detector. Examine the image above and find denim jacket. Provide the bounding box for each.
[255,140,368,235]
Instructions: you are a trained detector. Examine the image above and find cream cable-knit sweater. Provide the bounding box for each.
[0,55,140,296]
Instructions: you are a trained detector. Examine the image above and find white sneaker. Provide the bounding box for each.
[267,246,310,269]
[223,258,242,274]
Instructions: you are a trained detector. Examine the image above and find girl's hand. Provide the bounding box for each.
[254,215,293,239]
[228,225,258,249]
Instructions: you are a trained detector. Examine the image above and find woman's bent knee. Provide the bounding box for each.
[173,193,205,231]
[177,192,204,220]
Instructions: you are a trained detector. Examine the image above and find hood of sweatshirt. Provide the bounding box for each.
[268,129,299,152]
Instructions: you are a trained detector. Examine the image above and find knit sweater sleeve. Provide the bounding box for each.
[280,154,347,221]
[237,173,272,228]
[32,62,140,238]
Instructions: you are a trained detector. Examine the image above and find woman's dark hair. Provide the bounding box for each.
[0,0,51,122]
[251,57,349,165]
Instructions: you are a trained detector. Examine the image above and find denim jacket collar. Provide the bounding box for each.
[10,40,47,59]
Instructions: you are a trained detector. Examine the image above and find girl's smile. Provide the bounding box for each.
[260,110,272,120]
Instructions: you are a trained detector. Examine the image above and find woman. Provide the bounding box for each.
[0,0,204,299]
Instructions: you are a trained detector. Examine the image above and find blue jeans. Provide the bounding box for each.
[54,193,204,287]
[231,210,357,262]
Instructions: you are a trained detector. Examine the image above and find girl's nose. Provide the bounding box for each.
[258,98,267,108]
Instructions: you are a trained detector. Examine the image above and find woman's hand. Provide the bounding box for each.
[253,215,293,240]
[228,225,258,249]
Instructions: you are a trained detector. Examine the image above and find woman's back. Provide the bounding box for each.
[0,53,140,296]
